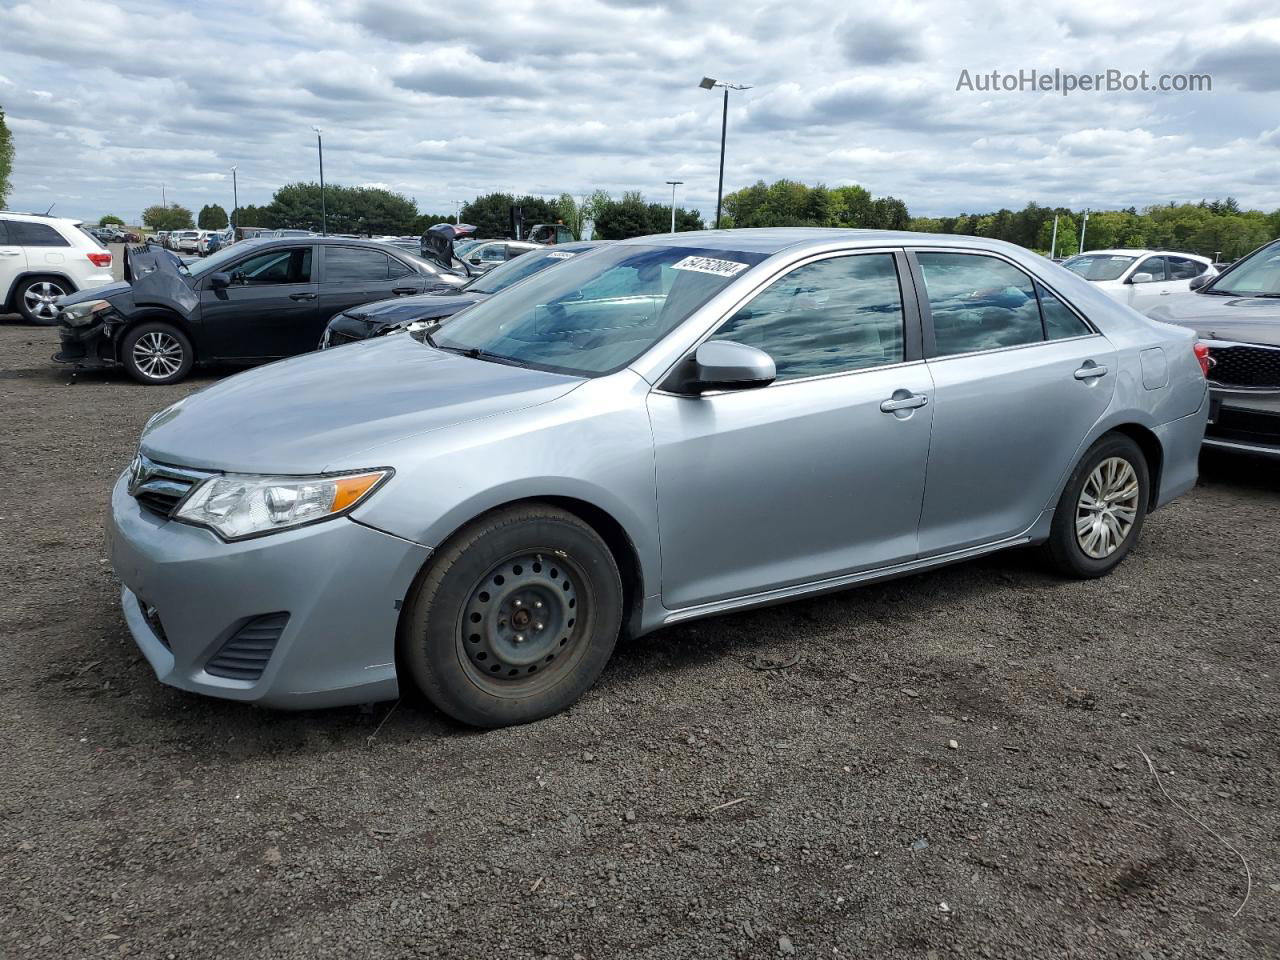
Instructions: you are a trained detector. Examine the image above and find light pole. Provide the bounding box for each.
[1049,213,1058,259]
[312,126,327,235]
[699,76,751,229]
[665,180,683,233]
[1079,210,1089,254]
[453,200,464,225]
[230,166,238,236]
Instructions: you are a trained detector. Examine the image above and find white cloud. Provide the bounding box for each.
[0,0,1275,224]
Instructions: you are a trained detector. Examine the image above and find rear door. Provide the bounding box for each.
[315,245,425,338]
[198,245,318,359]
[910,249,1116,554]
[0,219,28,304]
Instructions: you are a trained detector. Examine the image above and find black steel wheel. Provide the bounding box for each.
[400,504,622,727]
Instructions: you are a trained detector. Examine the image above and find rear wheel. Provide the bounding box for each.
[16,276,70,325]
[400,505,623,728]
[120,321,194,385]
[1043,433,1149,578]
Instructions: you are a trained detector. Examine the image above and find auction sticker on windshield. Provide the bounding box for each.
[671,255,750,277]
[547,251,576,259]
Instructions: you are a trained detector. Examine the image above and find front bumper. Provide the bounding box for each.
[53,317,115,367]
[107,472,431,709]
[1204,385,1280,457]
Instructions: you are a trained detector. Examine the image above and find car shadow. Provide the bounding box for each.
[1198,448,1280,494]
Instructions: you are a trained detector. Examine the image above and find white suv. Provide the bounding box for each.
[0,212,116,324]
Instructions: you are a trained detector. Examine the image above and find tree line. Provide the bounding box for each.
[134,178,1279,259]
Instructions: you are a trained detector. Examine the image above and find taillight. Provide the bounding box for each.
[87,252,112,268]
[1193,342,1212,378]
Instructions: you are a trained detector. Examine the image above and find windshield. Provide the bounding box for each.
[1208,241,1280,296]
[1061,254,1136,282]
[433,244,768,377]
[465,247,586,295]
[185,240,266,278]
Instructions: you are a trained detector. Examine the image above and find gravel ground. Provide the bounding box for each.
[1,320,1277,959]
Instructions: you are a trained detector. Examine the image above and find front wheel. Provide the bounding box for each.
[120,322,194,385]
[1043,433,1150,578]
[400,505,623,728]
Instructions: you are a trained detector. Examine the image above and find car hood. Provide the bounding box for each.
[140,334,583,474]
[1146,292,1280,347]
[345,291,489,328]
[60,246,198,315]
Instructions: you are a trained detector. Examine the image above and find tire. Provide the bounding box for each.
[120,321,194,385]
[1043,433,1150,579]
[400,504,623,728]
[15,276,71,325]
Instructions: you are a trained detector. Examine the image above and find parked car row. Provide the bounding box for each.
[77,227,1219,729]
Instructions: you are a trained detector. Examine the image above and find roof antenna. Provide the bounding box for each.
[43,203,55,216]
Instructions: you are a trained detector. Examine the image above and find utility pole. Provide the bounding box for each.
[231,166,239,235]
[312,126,327,235]
[665,180,683,233]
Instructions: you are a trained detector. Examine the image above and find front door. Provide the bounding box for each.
[199,245,318,360]
[0,219,28,305]
[1125,255,1177,311]
[911,250,1117,554]
[647,250,934,610]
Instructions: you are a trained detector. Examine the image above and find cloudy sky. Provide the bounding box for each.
[1,0,1277,225]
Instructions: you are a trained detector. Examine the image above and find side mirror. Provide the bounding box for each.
[208,272,232,290]
[667,340,776,394]
[1129,272,1154,284]
[1189,273,1211,291]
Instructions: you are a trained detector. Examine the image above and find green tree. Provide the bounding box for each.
[0,106,13,209]
[593,191,652,239]
[197,203,228,229]
[98,214,125,227]
[142,204,195,231]
[263,183,419,234]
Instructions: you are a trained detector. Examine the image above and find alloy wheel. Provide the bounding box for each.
[457,551,587,696]
[132,331,185,380]
[1075,456,1140,559]
[23,281,66,322]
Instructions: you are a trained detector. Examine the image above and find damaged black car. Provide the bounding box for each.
[320,240,609,349]
[53,237,468,385]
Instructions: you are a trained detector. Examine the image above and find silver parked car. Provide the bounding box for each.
[109,229,1209,727]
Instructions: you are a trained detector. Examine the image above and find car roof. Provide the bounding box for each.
[0,210,83,226]
[1071,248,1210,261]
[614,227,1056,258]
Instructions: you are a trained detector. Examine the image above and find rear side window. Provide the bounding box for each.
[917,253,1043,355]
[1036,282,1091,340]
[710,253,906,381]
[0,220,8,244]
[325,247,393,282]
[7,221,70,247]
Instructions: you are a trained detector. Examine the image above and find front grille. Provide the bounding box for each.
[1208,343,1280,388]
[204,613,289,681]
[129,455,214,518]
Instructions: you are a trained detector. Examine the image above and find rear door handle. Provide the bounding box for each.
[880,393,929,413]
[289,292,316,301]
[1074,362,1108,380]
[392,287,418,295]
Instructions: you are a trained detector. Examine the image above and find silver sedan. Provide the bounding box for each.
[109,229,1209,726]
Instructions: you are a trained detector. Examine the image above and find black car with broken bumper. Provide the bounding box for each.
[53,237,468,384]
[1148,237,1280,456]
[320,241,608,349]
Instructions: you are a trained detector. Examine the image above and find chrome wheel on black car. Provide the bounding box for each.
[401,504,622,727]
[121,321,194,385]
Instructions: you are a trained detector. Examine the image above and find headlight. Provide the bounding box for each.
[174,469,391,541]
[60,299,112,327]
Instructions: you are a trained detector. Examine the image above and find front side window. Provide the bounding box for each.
[1209,241,1280,296]
[231,247,312,285]
[709,253,906,380]
[433,244,768,377]
[325,247,392,283]
[1133,257,1167,282]
[917,253,1043,355]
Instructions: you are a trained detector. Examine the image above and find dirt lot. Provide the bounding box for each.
[1,320,1277,959]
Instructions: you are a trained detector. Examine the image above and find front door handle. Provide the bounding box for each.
[289,292,317,301]
[392,287,418,295]
[880,392,929,413]
[1074,362,1108,380]
[0,250,21,257]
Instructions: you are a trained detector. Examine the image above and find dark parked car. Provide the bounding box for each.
[1147,237,1280,456]
[53,237,470,384]
[320,241,608,349]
